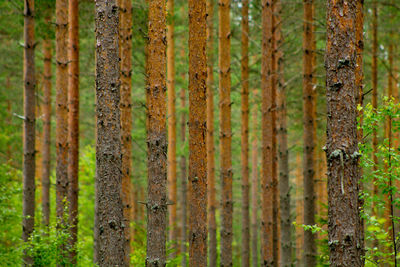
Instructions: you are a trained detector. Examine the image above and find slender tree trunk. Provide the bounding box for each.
[302,0,316,265]
[271,2,279,264]
[371,1,379,252]
[241,0,250,265]
[295,152,303,266]
[180,66,188,267]
[42,38,52,227]
[67,0,79,262]
[261,0,274,265]
[94,1,126,265]
[167,0,178,254]
[325,0,364,265]
[275,0,290,264]
[206,0,217,265]
[188,0,207,265]
[251,94,259,267]
[219,0,233,265]
[146,0,168,265]
[55,0,69,224]
[118,0,133,261]
[22,1,36,265]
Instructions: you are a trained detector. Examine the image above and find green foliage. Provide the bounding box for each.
[0,164,22,265]
[360,98,400,266]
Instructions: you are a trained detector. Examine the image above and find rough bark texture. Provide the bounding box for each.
[261,0,274,265]
[94,1,126,265]
[325,0,364,265]
[180,75,188,267]
[56,0,69,222]
[67,0,79,262]
[188,0,208,265]
[118,0,133,262]
[167,0,178,254]
[295,152,303,266]
[42,38,52,227]
[251,94,259,267]
[219,0,233,265]
[146,0,168,265]
[22,1,36,265]
[275,0,290,264]
[240,0,250,266]
[302,0,316,265]
[206,0,217,265]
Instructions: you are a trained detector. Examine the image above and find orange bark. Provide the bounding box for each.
[119,0,133,261]
[261,0,274,264]
[188,0,208,264]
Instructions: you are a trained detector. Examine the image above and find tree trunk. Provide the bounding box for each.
[94,1,126,265]
[67,0,79,262]
[188,0,207,265]
[302,0,316,265]
[371,0,379,252]
[295,152,303,266]
[241,0,250,266]
[275,0,290,264]
[42,38,52,227]
[180,67,188,267]
[251,93,259,267]
[118,0,133,262]
[261,0,274,265]
[146,0,168,265]
[325,0,364,265]
[22,1,36,265]
[219,0,233,265]
[206,0,217,265]
[56,0,69,225]
[167,0,178,254]
[270,2,279,265]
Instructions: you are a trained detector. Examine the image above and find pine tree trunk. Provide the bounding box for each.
[56,0,69,224]
[94,1,126,265]
[325,0,364,265]
[180,73,188,267]
[67,0,79,262]
[251,94,259,267]
[42,38,52,227]
[261,0,274,265]
[295,153,303,266]
[146,0,168,265]
[118,0,133,262]
[275,0,290,264]
[241,0,250,266]
[206,0,217,265]
[188,0,207,265]
[219,0,233,265]
[271,1,279,264]
[22,1,36,265]
[371,0,379,252]
[167,0,178,254]
[302,0,316,265]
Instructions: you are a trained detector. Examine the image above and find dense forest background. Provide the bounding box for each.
[0,0,399,266]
